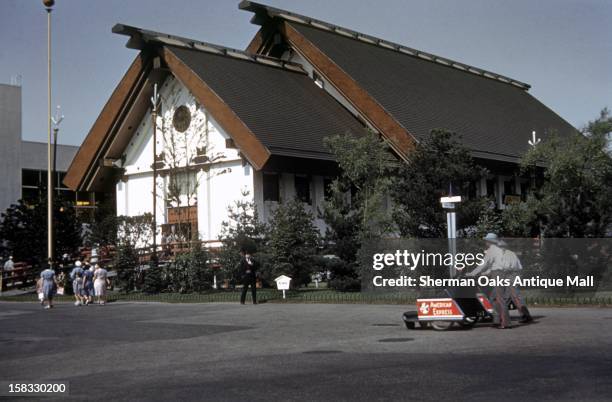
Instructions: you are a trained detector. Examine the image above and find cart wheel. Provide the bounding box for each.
[405,321,416,330]
[431,321,454,331]
[419,321,430,329]
[459,317,477,328]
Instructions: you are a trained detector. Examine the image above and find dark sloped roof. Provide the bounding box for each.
[287,22,576,161]
[167,45,365,160]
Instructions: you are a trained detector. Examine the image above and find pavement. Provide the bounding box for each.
[0,301,611,402]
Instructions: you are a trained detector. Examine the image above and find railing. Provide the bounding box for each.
[1,262,37,292]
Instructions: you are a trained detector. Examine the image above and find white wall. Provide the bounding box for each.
[116,75,254,243]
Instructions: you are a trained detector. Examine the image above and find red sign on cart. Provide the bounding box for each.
[417,298,464,320]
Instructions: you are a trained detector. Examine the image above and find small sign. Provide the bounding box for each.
[274,275,292,290]
[440,196,462,204]
[274,275,292,299]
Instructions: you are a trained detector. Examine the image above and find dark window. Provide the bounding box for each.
[225,139,236,149]
[22,169,40,187]
[323,178,333,201]
[520,182,530,201]
[22,187,41,204]
[295,175,311,204]
[486,179,496,197]
[503,180,514,196]
[263,174,279,202]
[57,172,68,189]
[466,181,477,199]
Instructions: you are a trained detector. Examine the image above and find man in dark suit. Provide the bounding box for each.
[239,247,258,305]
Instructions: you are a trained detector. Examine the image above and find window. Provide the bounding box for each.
[313,71,324,89]
[503,179,515,196]
[22,169,40,187]
[263,174,279,202]
[168,172,196,197]
[323,178,333,201]
[295,175,311,204]
[486,179,496,197]
[520,182,530,201]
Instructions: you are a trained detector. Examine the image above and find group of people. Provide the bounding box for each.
[36,259,110,310]
[68,260,110,306]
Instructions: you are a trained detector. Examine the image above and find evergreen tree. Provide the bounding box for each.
[218,191,267,285]
[268,199,319,287]
[322,129,396,290]
[392,129,484,237]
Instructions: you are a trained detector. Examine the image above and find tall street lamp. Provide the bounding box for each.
[43,0,55,265]
[52,105,64,191]
[150,84,160,261]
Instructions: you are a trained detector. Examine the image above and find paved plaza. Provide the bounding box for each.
[1,301,611,401]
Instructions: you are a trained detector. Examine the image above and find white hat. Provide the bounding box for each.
[483,233,499,244]
[75,261,82,267]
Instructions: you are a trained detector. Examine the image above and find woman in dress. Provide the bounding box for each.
[82,264,94,305]
[93,264,109,305]
[40,265,59,309]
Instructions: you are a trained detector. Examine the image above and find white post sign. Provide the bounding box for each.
[274,275,292,299]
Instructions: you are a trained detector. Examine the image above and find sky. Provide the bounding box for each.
[1,0,610,146]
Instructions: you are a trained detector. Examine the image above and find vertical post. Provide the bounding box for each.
[447,211,457,278]
[46,4,53,265]
[151,84,159,262]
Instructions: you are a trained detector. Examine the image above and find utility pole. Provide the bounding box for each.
[43,0,55,265]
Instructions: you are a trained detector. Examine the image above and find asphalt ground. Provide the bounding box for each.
[1,301,611,402]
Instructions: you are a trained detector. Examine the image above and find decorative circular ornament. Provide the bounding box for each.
[172,105,191,132]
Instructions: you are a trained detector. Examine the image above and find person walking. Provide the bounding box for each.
[497,240,533,323]
[239,247,258,305]
[82,263,94,305]
[467,233,512,329]
[93,264,109,305]
[70,261,85,306]
[40,263,59,310]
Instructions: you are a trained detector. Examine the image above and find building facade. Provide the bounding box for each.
[64,2,576,244]
[0,83,80,215]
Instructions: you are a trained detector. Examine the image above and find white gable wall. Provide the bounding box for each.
[116,75,254,243]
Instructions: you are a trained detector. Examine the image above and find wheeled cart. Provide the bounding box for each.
[402,287,511,331]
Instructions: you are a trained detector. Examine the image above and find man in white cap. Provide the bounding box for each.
[467,233,512,328]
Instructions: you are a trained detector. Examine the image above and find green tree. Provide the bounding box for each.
[392,129,484,237]
[322,130,396,289]
[218,191,267,285]
[113,214,153,292]
[521,109,612,237]
[0,196,81,265]
[268,199,319,287]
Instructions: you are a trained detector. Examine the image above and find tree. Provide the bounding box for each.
[217,191,267,285]
[268,199,320,287]
[392,129,484,237]
[84,198,118,247]
[520,109,612,237]
[322,130,397,289]
[0,195,81,265]
[114,214,154,292]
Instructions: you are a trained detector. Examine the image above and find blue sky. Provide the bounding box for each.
[1,0,610,146]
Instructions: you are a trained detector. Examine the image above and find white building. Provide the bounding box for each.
[64,3,576,244]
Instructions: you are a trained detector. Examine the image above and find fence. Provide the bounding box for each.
[1,262,37,292]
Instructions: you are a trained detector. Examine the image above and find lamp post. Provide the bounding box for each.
[43,0,55,265]
[150,84,160,261]
[52,106,64,191]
